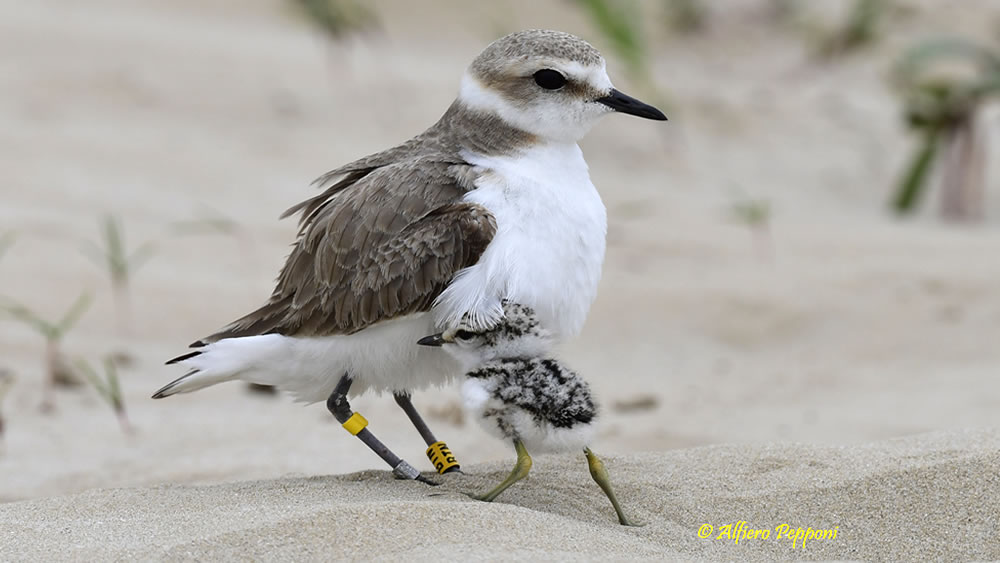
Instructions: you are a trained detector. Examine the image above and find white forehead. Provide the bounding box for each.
[570,60,613,90]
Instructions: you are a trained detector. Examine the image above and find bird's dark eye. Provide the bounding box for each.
[533,69,567,90]
[454,330,476,340]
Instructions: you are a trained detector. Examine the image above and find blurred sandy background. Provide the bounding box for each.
[1,0,999,533]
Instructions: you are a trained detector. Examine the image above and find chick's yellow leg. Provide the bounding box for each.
[585,447,643,527]
[472,439,532,502]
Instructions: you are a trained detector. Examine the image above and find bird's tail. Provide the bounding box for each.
[153,335,287,399]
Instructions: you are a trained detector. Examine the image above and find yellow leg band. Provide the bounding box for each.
[341,412,368,436]
[426,441,460,474]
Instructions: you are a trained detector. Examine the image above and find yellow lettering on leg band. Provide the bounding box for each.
[341,413,368,436]
[426,441,460,474]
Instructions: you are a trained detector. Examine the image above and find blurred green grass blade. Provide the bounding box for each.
[969,74,1000,98]
[0,232,15,262]
[0,301,56,338]
[817,0,886,58]
[845,0,881,42]
[57,291,93,335]
[104,356,122,403]
[83,215,153,287]
[78,239,106,269]
[732,200,771,225]
[75,359,107,397]
[103,215,124,271]
[574,0,645,74]
[893,37,1000,88]
[128,242,157,272]
[171,205,242,236]
[292,0,377,39]
[892,127,941,214]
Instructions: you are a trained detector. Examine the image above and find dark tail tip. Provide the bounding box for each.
[165,351,201,365]
[151,383,177,399]
[189,340,207,348]
[152,369,198,399]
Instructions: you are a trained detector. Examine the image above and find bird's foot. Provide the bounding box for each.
[465,491,497,502]
[466,439,533,503]
[393,393,462,474]
[416,475,440,486]
[619,517,646,527]
[391,460,439,486]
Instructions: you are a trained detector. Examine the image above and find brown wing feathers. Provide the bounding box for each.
[279,168,375,227]
[194,161,494,344]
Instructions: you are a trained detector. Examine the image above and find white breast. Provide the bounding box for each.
[433,142,607,339]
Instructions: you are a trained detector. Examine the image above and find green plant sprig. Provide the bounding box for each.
[80,215,156,293]
[0,231,15,262]
[888,37,1000,217]
[76,356,132,434]
[0,370,14,445]
[817,0,887,58]
[291,0,378,40]
[0,291,92,342]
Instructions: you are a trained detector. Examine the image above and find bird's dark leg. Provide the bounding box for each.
[470,439,533,502]
[393,392,461,474]
[584,447,643,526]
[327,374,436,485]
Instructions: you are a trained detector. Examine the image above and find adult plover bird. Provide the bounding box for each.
[418,302,639,526]
[154,29,666,482]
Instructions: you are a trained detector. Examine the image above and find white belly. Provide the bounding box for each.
[434,142,608,339]
[176,313,460,402]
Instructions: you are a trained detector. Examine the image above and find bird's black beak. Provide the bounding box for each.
[417,333,445,347]
[596,89,667,121]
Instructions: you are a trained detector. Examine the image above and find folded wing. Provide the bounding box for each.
[195,159,495,344]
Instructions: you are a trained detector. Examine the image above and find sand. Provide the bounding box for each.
[3,429,998,561]
[2,0,1000,561]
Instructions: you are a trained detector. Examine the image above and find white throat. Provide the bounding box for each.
[433,140,608,339]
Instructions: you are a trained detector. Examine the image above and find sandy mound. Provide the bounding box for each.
[3,429,997,561]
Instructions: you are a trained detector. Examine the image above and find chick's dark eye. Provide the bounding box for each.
[533,69,567,90]
[454,330,476,340]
